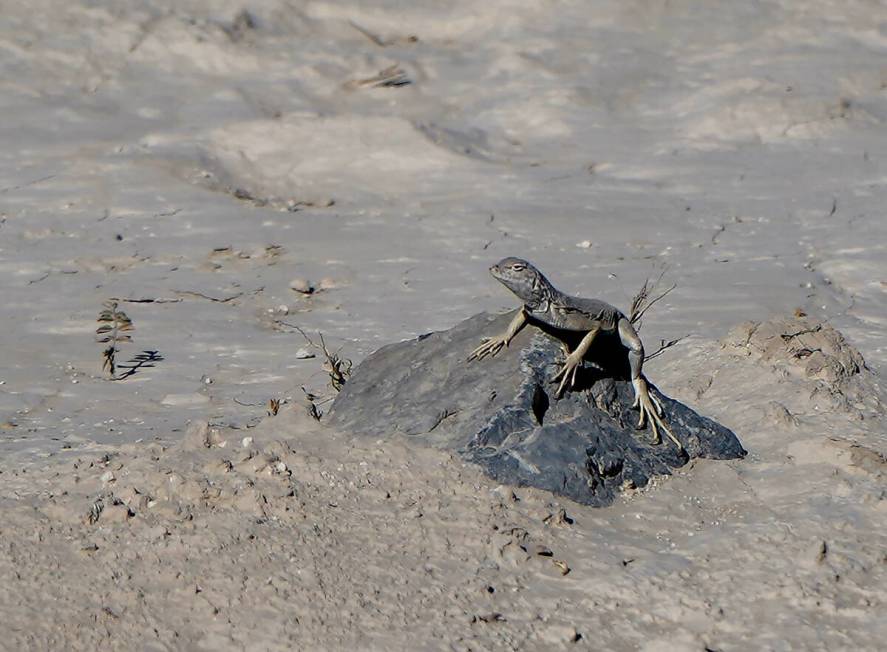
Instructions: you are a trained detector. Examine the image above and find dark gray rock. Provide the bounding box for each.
[327,311,745,506]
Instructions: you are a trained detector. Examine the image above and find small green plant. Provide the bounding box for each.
[96,300,134,378]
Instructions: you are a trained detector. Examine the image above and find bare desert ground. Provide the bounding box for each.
[1,1,886,649]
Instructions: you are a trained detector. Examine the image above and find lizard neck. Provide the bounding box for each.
[522,273,560,315]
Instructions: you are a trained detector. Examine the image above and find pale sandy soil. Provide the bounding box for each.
[1,0,887,649]
[1,319,885,650]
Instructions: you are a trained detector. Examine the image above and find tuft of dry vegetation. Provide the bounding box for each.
[301,387,323,421]
[627,273,687,362]
[271,321,353,420]
[629,271,675,329]
[96,300,134,379]
[317,333,352,392]
[284,323,352,393]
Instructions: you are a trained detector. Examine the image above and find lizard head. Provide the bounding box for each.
[489,257,552,307]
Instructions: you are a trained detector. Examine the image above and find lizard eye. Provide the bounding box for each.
[511,263,526,271]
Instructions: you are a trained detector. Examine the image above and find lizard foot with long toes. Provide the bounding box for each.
[551,351,584,398]
[468,310,528,362]
[632,377,683,451]
[468,335,509,361]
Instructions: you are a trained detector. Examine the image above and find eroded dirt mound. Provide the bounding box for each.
[0,414,586,651]
[722,315,884,415]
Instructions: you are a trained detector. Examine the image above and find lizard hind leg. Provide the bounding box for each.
[632,377,683,451]
[618,317,683,451]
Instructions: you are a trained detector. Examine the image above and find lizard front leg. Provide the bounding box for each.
[551,326,599,398]
[468,310,527,361]
[618,318,683,451]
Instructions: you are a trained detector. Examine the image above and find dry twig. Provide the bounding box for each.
[644,336,688,362]
[347,64,412,89]
[628,270,674,330]
[627,273,687,362]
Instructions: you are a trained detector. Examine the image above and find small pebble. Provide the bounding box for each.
[552,559,571,575]
[241,436,253,448]
[289,278,314,294]
[295,348,316,359]
[576,240,593,249]
[100,471,115,484]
